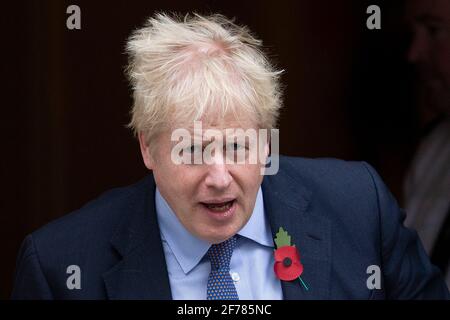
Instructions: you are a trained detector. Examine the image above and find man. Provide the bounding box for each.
[12,13,449,299]
[403,0,450,287]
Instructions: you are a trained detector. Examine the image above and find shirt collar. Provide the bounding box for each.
[155,187,274,275]
[237,188,274,248]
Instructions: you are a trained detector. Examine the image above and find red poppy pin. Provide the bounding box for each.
[273,227,309,291]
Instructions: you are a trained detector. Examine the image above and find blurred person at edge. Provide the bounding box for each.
[404,0,450,288]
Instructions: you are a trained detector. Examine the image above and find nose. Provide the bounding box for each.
[204,162,233,190]
[407,28,429,64]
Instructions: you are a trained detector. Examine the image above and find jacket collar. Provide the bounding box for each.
[262,159,331,300]
[102,174,172,299]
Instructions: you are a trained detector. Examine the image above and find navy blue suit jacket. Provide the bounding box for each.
[11,156,449,299]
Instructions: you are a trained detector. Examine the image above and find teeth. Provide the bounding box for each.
[204,201,233,212]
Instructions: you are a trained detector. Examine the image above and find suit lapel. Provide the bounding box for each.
[102,174,172,299]
[262,161,331,300]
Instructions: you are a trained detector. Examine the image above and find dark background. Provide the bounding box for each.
[1,0,418,298]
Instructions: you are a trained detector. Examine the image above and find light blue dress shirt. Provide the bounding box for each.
[155,187,283,300]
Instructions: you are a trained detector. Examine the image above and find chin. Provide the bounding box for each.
[197,226,240,244]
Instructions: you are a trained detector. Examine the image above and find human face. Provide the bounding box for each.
[139,116,269,244]
[405,0,450,115]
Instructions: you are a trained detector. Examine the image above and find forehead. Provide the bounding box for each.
[406,0,450,21]
[172,109,258,132]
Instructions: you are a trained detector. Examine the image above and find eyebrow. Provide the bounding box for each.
[415,13,450,25]
[182,133,254,146]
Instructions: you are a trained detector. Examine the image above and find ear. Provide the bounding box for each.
[138,132,155,170]
[265,134,271,158]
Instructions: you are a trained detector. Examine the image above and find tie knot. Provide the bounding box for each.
[207,236,237,270]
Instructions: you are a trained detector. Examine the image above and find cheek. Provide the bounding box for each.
[235,165,264,196]
[440,62,450,86]
[173,169,208,204]
[153,164,187,194]
[435,44,450,76]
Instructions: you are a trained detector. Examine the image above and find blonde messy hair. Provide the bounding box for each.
[126,12,284,143]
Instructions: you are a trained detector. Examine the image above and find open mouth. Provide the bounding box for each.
[200,200,236,213]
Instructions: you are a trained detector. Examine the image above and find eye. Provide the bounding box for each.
[227,142,245,151]
[427,24,439,36]
[425,22,447,40]
[183,144,203,154]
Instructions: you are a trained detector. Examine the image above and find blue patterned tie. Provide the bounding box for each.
[206,236,239,300]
